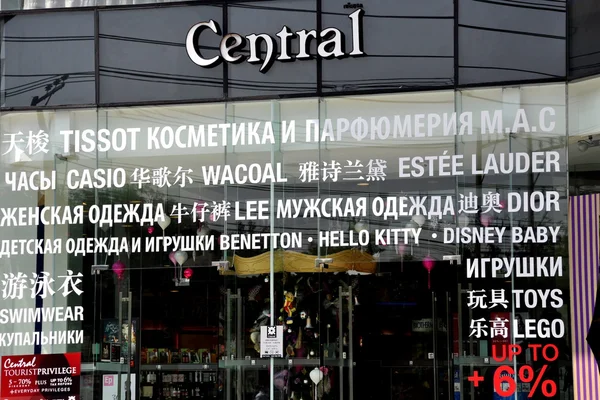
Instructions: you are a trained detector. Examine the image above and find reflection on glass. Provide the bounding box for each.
[1,0,184,10]
[0,12,95,107]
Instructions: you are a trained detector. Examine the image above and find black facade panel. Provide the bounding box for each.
[0,0,578,109]
[0,0,183,10]
[321,0,454,92]
[458,0,566,85]
[98,5,225,104]
[569,0,600,79]
[0,11,95,107]
[226,1,318,98]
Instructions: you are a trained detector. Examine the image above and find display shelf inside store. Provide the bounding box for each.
[141,363,218,371]
[218,357,352,368]
[81,362,130,373]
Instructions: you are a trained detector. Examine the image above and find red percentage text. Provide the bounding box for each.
[494,365,557,398]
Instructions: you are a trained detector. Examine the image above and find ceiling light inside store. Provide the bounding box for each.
[357,182,369,186]
[578,141,589,152]
[578,135,600,152]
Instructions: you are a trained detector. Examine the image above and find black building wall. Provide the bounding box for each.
[2,0,595,110]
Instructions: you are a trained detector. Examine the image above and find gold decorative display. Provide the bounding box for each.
[226,249,377,276]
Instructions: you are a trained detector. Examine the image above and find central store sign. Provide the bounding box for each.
[185,9,365,73]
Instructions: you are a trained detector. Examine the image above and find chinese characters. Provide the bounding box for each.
[1,271,83,300]
[299,159,387,183]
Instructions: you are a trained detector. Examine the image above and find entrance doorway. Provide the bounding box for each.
[219,259,459,400]
[353,260,457,400]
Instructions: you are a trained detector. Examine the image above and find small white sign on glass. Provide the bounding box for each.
[260,325,284,358]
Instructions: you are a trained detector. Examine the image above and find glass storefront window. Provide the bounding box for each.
[0,82,577,400]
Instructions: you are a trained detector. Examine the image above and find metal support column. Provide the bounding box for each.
[339,286,344,400]
[348,285,354,400]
